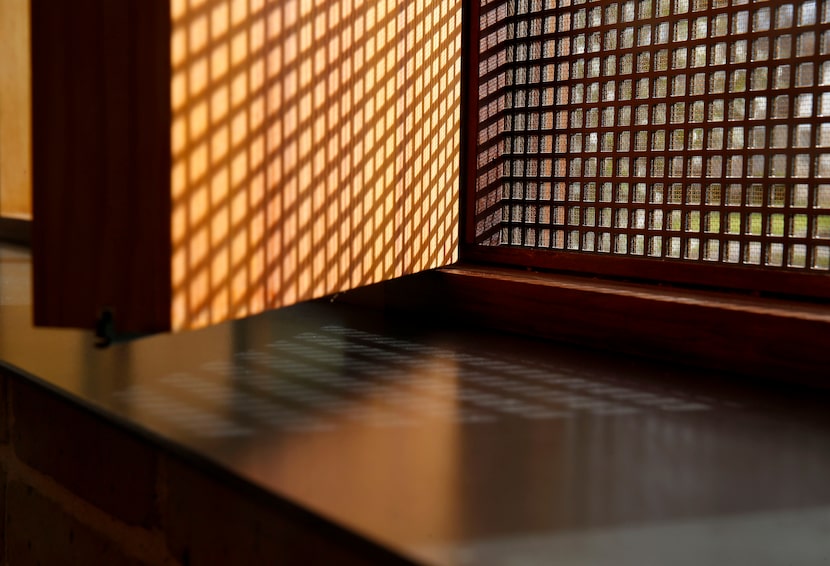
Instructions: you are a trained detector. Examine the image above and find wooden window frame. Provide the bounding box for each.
[461,0,830,300]
[1,0,827,385]
[440,0,830,386]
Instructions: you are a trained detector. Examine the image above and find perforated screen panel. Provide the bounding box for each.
[471,0,830,293]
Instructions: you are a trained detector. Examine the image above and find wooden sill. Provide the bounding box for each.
[437,264,830,387]
[339,263,830,388]
[441,264,830,323]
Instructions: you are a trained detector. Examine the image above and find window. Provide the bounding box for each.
[466,0,830,298]
[20,0,462,333]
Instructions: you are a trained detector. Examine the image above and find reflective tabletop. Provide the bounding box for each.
[3,244,830,565]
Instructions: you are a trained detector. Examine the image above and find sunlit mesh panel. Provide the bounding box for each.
[474,0,830,272]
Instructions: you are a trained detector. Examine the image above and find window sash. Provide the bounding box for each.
[465,0,830,298]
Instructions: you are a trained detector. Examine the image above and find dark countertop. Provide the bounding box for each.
[3,243,830,565]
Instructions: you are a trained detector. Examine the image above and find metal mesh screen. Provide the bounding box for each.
[473,0,830,277]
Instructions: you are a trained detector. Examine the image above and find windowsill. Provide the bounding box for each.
[5,242,830,564]
[442,263,830,323]
[338,261,830,388]
[428,263,830,387]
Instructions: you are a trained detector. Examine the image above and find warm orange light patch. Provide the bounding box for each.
[0,0,32,219]
[171,0,460,331]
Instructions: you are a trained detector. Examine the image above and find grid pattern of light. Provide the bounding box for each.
[171,0,460,330]
[475,0,830,272]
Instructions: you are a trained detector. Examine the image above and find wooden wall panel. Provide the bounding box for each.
[31,0,172,333]
[170,0,460,331]
[0,0,32,219]
[399,0,460,276]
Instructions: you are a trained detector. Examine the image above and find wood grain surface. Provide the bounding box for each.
[31,0,172,333]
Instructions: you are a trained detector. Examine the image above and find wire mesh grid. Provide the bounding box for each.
[473,0,830,276]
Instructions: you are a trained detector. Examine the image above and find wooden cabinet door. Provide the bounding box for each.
[30,0,461,334]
